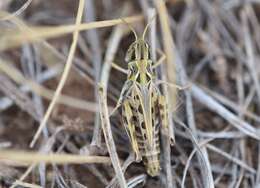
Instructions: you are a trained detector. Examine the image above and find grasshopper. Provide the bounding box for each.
[114,19,174,177]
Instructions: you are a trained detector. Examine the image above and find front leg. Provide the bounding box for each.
[158,95,175,145]
[110,80,133,116]
[151,52,166,69]
[151,50,191,91]
[111,62,128,74]
[156,80,191,91]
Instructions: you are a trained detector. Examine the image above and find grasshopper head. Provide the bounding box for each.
[122,17,155,83]
[122,17,153,62]
[125,39,150,62]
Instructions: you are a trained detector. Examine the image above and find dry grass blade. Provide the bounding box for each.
[127,174,147,188]
[0,0,32,21]
[176,119,213,188]
[0,59,102,112]
[242,8,260,104]
[100,24,127,91]
[203,86,260,123]
[206,144,256,173]
[98,84,127,188]
[106,154,135,188]
[171,6,215,185]
[0,73,39,121]
[10,164,36,188]
[181,138,212,188]
[154,1,176,187]
[154,0,177,111]
[93,9,128,147]
[11,180,41,188]
[0,150,110,164]
[30,0,85,147]
[191,84,260,140]
[0,13,143,51]
[85,0,103,152]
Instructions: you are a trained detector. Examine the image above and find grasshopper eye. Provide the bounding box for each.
[125,42,136,62]
[131,67,138,74]
[128,66,137,77]
[125,49,133,62]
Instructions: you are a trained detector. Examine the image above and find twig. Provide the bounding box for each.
[191,84,260,140]
[174,3,215,187]
[30,0,85,147]
[0,60,102,112]
[202,86,260,123]
[242,7,260,105]
[10,164,36,188]
[175,119,214,188]
[98,84,127,188]
[94,5,129,148]
[154,0,177,111]
[11,180,41,188]
[0,64,60,110]
[84,0,103,149]
[0,150,110,164]
[154,1,176,187]
[0,73,39,121]
[181,138,213,188]
[106,153,135,188]
[0,0,32,21]
[127,174,147,188]
[0,14,143,51]
[206,144,255,174]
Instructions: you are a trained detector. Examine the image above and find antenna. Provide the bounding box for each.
[142,14,157,40]
[120,18,138,40]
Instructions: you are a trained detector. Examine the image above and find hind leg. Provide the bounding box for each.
[158,95,175,145]
[122,100,142,161]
